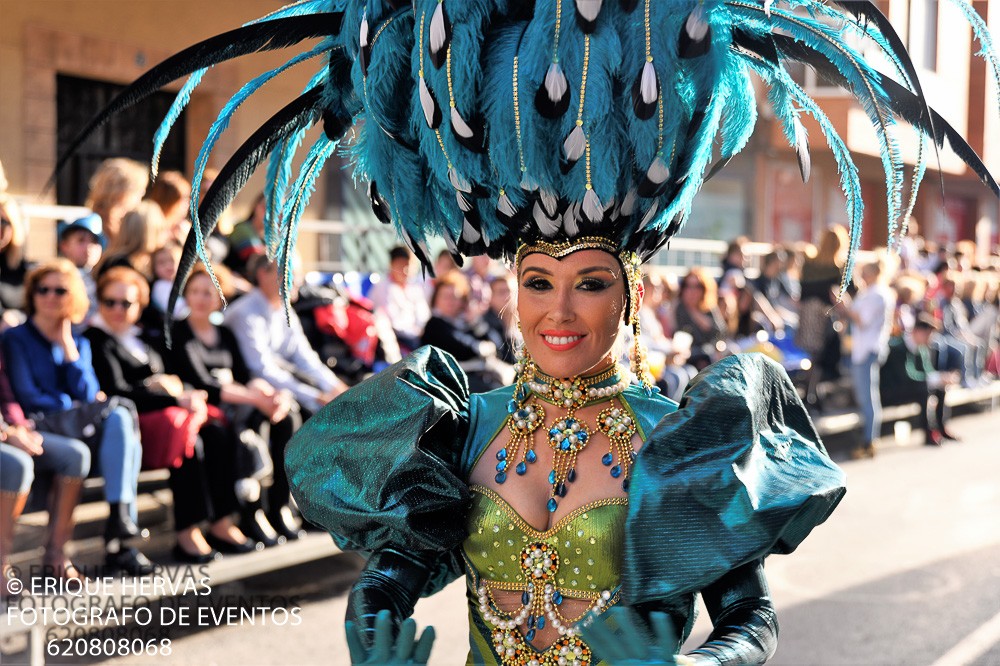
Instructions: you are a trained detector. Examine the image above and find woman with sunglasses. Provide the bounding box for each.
[673,268,728,366]
[1,259,152,577]
[168,263,301,548]
[84,266,255,562]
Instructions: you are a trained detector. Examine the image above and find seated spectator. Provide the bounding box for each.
[147,170,192,247]
[673,267,727,363]
[464,254,494,326]
[891,275,926,336]
[730,281,780,342]
[171,264,302,546]
[197,168,234,265]
[368,246,430,354]
[936,273,985,386]
[0,195,30,316]
[224,193,267,279]
[57,213,104,319]
[485,271,517,364]
[719,236,749,287]
[85,158,147,247]
[421,270,508,392]
[3,259,153,575]
[149,243,187,320]
[753,249,798,323]
[94,201,170,280]
[424,249,459,302]
[224,255,348,536]
[880,314,960,447]
[86,267,255,561]
[2,353,91,590]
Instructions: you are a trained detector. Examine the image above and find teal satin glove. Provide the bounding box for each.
[579,607,694,666]
[346,610,435,665]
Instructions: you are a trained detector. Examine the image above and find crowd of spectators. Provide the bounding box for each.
[1,153,998,593]
[0,158,353,596]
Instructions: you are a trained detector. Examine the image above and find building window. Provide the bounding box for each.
[56,74,186,205]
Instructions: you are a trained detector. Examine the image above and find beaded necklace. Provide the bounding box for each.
[496,357,638,513]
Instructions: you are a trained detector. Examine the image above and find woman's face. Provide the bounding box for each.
[99,281,142,332]
[680,275,705,309]
[153,250,178,282]
[32,272,73,321]
[517,249,626,378]
[433,284,466,319]
[184,273,222,319]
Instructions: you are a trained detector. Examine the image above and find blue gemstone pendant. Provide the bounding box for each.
[556,482,567,497]
[526,450,537,463]
[495,472,507,484]
[622,478,630,492]
[496,448,507,461]
[516,462,527,475]
[602,452,614,466]
[526,628,536,642]
[567,468,576,483]
[521,591,530,605]
[548,470,556,484]
[537,616,546,630]
[547,498,558,512]
[610,464,622,478]
[553,591,563,605]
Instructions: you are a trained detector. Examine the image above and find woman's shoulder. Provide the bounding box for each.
[81,326,111,345]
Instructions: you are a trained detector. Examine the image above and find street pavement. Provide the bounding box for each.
[89,407,1000,665]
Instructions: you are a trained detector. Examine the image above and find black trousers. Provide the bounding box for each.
[884,382,947,435]
[167,422,240,530]
[250,410,303,515]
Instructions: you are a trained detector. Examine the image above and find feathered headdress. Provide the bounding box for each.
[57,0,1000,317]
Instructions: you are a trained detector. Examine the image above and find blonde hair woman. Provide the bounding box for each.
[2,259,153,576]
[85,158,148,244]
[94,201,168,280]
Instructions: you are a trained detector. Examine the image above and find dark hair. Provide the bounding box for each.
[246,253,275,283]
[762,250,785,268]
[389,246,411,263]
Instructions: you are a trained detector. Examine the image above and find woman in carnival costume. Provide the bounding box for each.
[61,0,1000,663]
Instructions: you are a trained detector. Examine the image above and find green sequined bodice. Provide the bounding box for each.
[463,485,626,596]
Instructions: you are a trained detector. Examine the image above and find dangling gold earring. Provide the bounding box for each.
[626,267,656,395]
[631,315,656,395]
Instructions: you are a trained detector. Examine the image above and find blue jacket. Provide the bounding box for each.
[1,320,100,415]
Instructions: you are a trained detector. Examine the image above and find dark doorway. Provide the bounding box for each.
[55,74,187,205]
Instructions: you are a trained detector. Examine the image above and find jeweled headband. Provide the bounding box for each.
[515,236,653,391]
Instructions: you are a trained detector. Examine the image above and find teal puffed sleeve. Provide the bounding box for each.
[285,346,471,595]
[623,353,846,608]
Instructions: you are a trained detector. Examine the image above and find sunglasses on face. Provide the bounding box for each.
[100,298,135,310]
[35,286,69,297]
